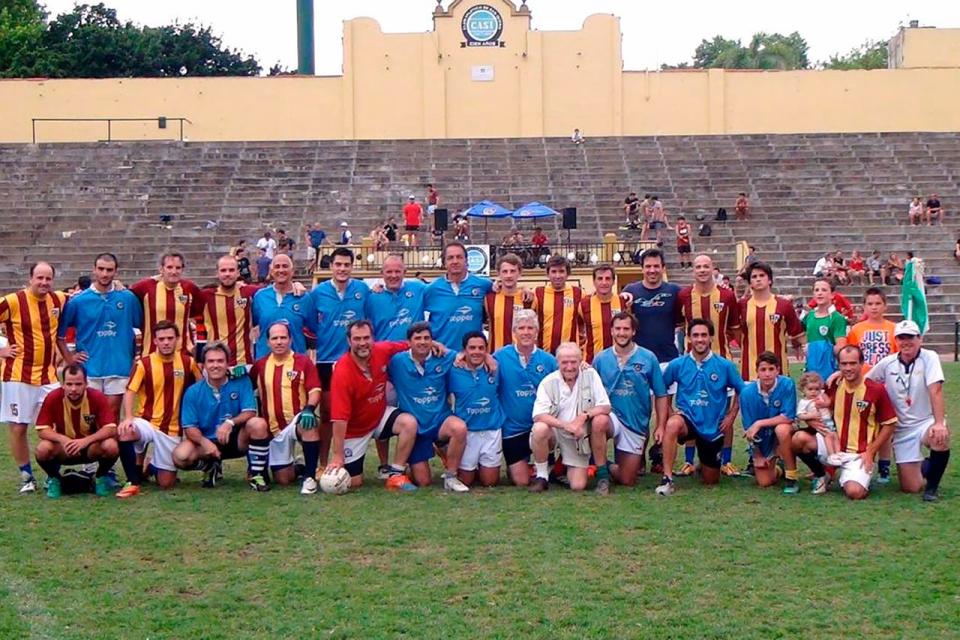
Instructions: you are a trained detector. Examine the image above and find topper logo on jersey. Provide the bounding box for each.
[467,397,492,416]
[450,306,474,323]
[461,4,504,48]
[691,390,710,407]
[97,320,118,338]
[415,387,441,405]
[334,310,358,329]
[388,308,412,330]
[515,383,536,398]
[367,383,386,404]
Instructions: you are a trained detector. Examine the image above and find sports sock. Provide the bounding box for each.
[784,468,798,481]
[387,463,405,475]
[37,460,61,479]
[685,445,695,465]
[95,459,113,477]
[595,464,610,480]
[721,446,732,465]
[146,463,158,478]
[302,441,320,480]
[925,449,950,494]
[534,461,549,480]
[797,452,826,478]
[878,459,891,477]
[247,438,270,476]
[119,441,142,485]
[921,457,930,478]
[18,462,33,478]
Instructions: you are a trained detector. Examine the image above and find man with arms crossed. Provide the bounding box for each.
[494,310,557,487]
[655,319,743,496]
[326,319,418,492]
[867,320,950,501]
[174,341,262,488]
[115,321,201,497]
[0,261,67,492]
[34,365,119,498]
[530,342,613,494]
[592,312,667,487]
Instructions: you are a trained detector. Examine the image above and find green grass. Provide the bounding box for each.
[1,365,958,639]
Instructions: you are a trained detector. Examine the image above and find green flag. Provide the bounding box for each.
[901,258,929,334]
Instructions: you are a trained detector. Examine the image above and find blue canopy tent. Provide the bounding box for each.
[463,200,513,242]
[511,201,560,220]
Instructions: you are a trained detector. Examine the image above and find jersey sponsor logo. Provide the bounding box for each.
[450,306,474,323]
[691,390,710,407]
[333,310,358,329]
[514,383,536,398]
[466,396,492,416]
[367,382,387,404]
[388,308,413,331]
[414,386,441,406]
[635,292,673,308]
[97,320,118,338]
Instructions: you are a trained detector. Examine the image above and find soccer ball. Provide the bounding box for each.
[319,467,351,495]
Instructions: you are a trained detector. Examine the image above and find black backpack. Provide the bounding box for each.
[698,223,713,237]
[715,207,728,221]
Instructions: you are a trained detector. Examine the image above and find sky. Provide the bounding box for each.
[40,1,959,73]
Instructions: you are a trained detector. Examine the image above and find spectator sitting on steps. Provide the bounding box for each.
[337,221,353,245]
[735,192,749,220]
[909,197,924,225]
[571,128,584,145]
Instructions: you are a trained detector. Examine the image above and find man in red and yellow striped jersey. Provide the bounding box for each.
[249,321,322,493]
[0,261,68,493]
[738,262,803,381]
[115,321,200,497]
[130,251,202,356]
[34,365,119,498]
[192,255,260,369]
[485,253,533,351]
[534,255,583,354]
[825,345,897,500]
[579,264,624,363]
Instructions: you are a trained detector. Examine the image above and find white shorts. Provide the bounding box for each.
[816,434,871,490]
[659,362,678,396]
[1,381,59,424]
[343,407,400,468]
[269,419,300,468]
[892,421,936,465]
[88,376,129,396]
[131,418,180,472]
[610,413,647,455]
[460,429,503,471]
[535,427,591,468]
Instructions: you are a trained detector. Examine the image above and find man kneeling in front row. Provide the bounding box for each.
[530,342,613,494]
[34,365,119,498]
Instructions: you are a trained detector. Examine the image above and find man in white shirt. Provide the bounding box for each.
[866,320,949,501]
[256,231,277,260]
[813,252,832,278]
[530,342,612,494]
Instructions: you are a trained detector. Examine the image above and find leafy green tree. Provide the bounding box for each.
[0,0,46,77]
[822,40,888,70]
[666,31,810,70]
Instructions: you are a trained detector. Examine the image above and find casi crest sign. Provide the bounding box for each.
[461,4,505,48]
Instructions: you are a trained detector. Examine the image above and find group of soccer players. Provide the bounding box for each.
[0,243,949,501]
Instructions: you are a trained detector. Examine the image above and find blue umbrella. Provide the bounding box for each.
[463,200,513,219]
[511,201,560,220]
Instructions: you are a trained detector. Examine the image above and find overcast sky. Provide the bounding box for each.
[41,0,958,73]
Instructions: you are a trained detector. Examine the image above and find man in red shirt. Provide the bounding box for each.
[426,184,440,213]
[325,320,417,491]
[130,250,202,355]
[403,195,424,246]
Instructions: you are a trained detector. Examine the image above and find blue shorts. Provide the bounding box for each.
[752,426,779,460]
[410,424,442,465]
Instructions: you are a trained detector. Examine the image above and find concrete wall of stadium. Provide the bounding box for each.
[4,1,960,143]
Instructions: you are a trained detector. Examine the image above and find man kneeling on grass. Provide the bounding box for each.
[35,365,119,498]
[173,341,264,488]
[530,342,613,495]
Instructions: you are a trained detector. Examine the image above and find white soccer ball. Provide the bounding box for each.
[319,467,351,495]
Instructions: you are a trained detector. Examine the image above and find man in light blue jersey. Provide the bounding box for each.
[740,351,799,494]
[251,254,317,358]
[423,242,492,350]
[388,322,469,492]
[365,253,426,341]
[494,309,557,487]
[593,312,668,487]
[309,247,370,466]
[173,341,265,487]
[57,253,142,417]
[655,318,743,496]
[450,331,505,487]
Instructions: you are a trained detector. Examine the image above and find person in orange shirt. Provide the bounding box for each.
[845,287,899,484]
[0,261,68,493]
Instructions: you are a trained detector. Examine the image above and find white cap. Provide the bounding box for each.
[340,221,349,227]
[408,194,416,200]
[894,320,921,337]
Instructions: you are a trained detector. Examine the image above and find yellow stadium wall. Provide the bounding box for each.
[3,0,959,143]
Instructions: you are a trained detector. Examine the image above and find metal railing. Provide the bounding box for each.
[31,117,189,143]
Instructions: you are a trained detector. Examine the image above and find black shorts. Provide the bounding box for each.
[677,414,722,469]
[316,362,334,391]
[677,244,691,254]
[405,224,420,232]
[343,408,402,477]
[502,432,531,466]
[216,423,247,460]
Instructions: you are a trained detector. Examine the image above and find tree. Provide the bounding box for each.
[822,40,888,70]
[665,31,810,70]
[0,2,261,78]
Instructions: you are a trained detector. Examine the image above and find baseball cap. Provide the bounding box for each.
[408,194,416,200]
[340,221,349,227]
[894,320,921,337]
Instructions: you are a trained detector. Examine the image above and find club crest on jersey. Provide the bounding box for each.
[8,403,17,417]
[173,369,184,378]
[344,447,353,458]
[713,302,725,311]
[536,365,544,373]
[405,291,413,298]
[773,400,781,408]
[354,292,362,300]
[286,370,299,380]
[488,375,496,384]
[237,298,248,308]
[230,392,239,400]
[178,295,189,304]
[83,414,96,425]
[51,308,60,318]
[633,363,644,373]
[435,365,443,373]
[819,325,829,336]
[293,304,301,312]
[471,288,480,296]
[769,313,781,323]
[856,400,870,411]
[116,301,124,309]
[710,373,719,382]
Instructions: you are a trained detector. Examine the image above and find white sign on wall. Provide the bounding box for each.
[471,65,495,81]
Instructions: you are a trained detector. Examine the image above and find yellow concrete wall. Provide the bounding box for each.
[1,1,958,143]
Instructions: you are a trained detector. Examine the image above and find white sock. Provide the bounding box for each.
[535,462,549,480]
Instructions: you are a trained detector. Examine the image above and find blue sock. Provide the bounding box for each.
[18,462,33,478]
[684,446,695,465]
[721,446,732,465]
[878,459,891,476]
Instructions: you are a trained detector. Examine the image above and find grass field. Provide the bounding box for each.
[0,364,957,639]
